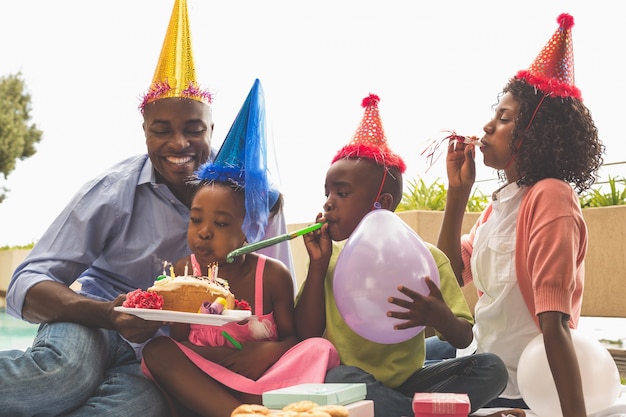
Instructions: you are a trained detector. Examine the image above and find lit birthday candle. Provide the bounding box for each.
[170,264,175,279]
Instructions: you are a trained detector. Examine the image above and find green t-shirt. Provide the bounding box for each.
[309,240,473,389]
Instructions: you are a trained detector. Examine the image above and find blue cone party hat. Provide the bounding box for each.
[194,79,272,243]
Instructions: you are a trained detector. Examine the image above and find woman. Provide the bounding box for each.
[437,13,604,417]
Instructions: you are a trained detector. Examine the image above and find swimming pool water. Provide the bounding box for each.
[0,308,38,350]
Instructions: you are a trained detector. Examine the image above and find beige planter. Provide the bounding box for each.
[580,206,626,317]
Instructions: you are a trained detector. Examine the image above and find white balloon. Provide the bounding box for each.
[517,330,621,417]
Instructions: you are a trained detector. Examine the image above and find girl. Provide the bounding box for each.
[142,182,338,417]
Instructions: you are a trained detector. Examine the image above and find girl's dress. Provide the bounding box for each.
[143,255,339,397]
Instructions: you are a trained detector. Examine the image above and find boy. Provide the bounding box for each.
[295,94,507,417]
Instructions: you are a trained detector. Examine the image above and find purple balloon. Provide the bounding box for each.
[333,209,440,344]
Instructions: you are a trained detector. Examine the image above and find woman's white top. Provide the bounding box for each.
[471,182,540,399]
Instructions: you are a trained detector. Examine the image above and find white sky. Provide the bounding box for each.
[1,0,624,246]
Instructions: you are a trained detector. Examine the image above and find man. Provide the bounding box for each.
[2,1,293,415]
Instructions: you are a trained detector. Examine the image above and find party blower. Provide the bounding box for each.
[226,222,324,263]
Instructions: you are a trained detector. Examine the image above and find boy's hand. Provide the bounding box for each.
[302,213,332,265]
[386,277,447,330]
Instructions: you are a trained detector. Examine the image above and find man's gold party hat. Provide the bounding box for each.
[140,0,211,111]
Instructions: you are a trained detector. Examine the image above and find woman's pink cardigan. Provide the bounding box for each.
[460,178,586,329]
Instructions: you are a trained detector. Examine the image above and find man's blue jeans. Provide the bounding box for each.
[325,353,508,417]
[0,322,169,416]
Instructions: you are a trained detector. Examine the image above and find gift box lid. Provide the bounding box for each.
[412,393,470,416]
[262,383,366,408]
[269,400,374,417]
[335,400,374,417]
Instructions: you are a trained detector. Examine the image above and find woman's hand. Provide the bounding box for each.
[540,312,587,417]
[446,138,477,190]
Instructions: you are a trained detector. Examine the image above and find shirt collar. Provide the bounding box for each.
[492,181,524,203]
[138,156,156,186]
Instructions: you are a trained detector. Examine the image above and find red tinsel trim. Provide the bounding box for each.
[557,13,574,30]
[361,94,380,108]
[516,70,582,100]
[331,143,406,173]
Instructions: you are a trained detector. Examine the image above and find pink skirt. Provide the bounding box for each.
[142,336,339,415]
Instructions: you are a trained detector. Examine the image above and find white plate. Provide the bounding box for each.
[114,306,251,325]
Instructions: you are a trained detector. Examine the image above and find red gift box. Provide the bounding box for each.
[412,393,470,417]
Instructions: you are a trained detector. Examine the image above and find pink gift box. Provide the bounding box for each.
[412,393,470,417]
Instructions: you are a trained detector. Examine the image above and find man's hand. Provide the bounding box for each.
[109,295,165,343]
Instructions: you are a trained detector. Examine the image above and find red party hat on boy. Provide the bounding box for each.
[332,94,406,173]
[516,13,581,100]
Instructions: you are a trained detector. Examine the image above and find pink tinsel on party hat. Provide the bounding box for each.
[516,13,581,100]
[331,94,406,173]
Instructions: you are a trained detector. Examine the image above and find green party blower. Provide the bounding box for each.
[226,222,324,263]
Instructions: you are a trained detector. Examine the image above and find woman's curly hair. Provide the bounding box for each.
[504,78,605,193]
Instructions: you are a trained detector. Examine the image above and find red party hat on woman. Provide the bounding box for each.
[516,13,581,100]
[331,94,406,173]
